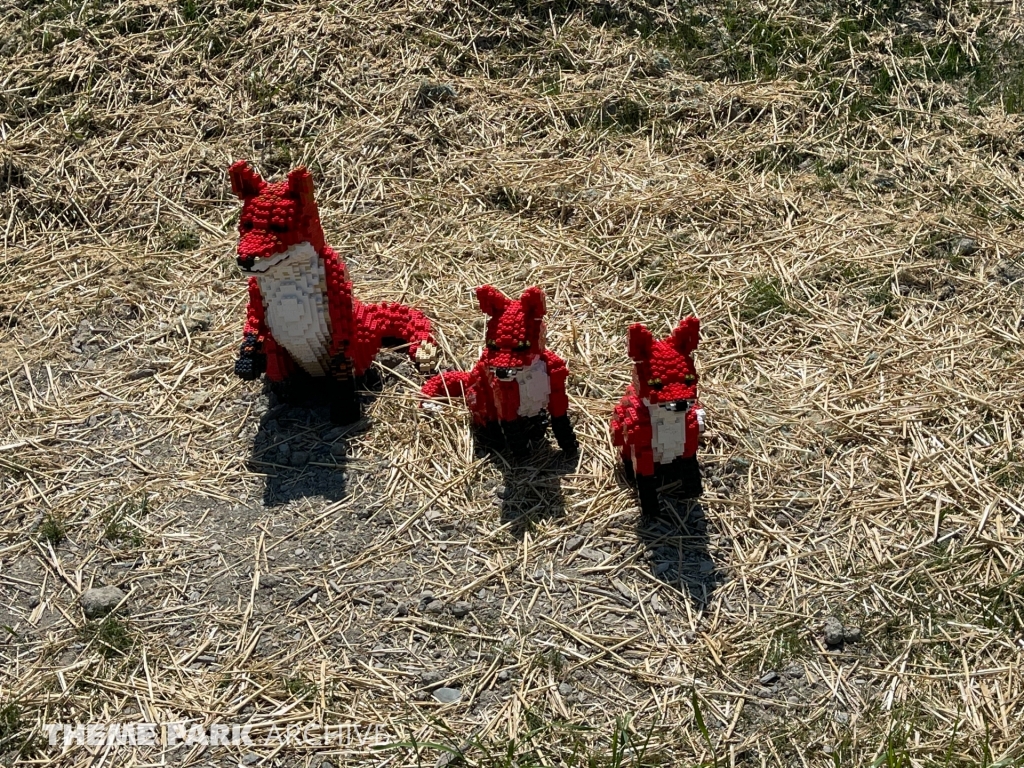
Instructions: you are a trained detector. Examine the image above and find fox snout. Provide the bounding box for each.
[660,399,693,412]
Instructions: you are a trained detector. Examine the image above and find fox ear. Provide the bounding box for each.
[477,285,509,316]
[519,286,546,318]
[627,324,654,362]
[670,316,700,354]
[287,166,316,210]
[228,160,265,199]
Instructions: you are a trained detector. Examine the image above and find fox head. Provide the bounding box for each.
[476,285,546,380]
[228,161,326,273]
[627,317,700,408]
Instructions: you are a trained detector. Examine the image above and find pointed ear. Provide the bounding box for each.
[627,323,654,362]
[519,286,546,318]
[287,166,316,210]
[476,285,509,316]
[228,160,265,199]
[670,316,700,354]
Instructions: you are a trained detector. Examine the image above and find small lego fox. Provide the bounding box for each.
[421,285,578,456]
[228,161,436,424]
[611,317,705,517]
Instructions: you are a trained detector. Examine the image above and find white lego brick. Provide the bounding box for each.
[515,357,551,417]
[647,402,687,465]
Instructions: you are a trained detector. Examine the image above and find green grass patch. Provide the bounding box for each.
[82,616,134,659]
[739,276,797,321]
[38,514,65,546]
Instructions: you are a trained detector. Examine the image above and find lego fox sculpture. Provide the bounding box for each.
[611,317,705,517]
[229,161,436,424]
[421,285,578,456]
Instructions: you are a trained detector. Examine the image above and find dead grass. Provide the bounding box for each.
[1,0,1024,766]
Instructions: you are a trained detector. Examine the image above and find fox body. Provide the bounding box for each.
[611,317,705,516]
[229,161,435,423]
[421,286,577,456]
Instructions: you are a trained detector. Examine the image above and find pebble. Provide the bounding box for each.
[28,597,39,609]
[330,443,347,456]
[557,683,573,696]
[759,671,779,685]
[698,560,715,574]
[396,602,409,616]
[259,574,283,590]
[432,687,461,704]
[578,547,607,562]
[424,600,445,614]
[823,616,845,647]
[420,670,443,686]
[80,586,126,619]
[953,237,979,257]
[496,669,510,682]
[420,590,434,602]
[784,664,804,679]
[843,625,862,643]
[241,752,260,765]
[650,593,667,615]
[450,601,472,618]
[276,443,291,459]
[289,451,309,467]
[834,711,850,725]
[565,535,585,552]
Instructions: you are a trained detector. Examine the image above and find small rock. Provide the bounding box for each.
[276,442,291,459]
[953,237,978,257]
[653,561,674,576]
[774,512,789,528]
[650,593,667,615]
[756,687,772,698]
[578,547,607,562]
[420,670,443,686]
[834,711,850,725]
[289,451,309,467]
[396,602,409,616]
[496,669,510,682]
[823,616,845,647]
[565,535,584,552]
[450,601,471,618]
[259,574,283,590]
[698,560,715,574]
[294,548,306,557]
[784,664,804,679]
[759,671,779,685]
[420,590,434,602]
[80,586,126,619]
[370,589,387,599]
[432,687,461,704]
[424,600,445,614]
[241,752,260,765]
[28,597,39,609]
[843,625,862,644]
[557,683,573,696]
[416,81,456,108]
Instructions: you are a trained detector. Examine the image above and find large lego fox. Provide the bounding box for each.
[421,285,578,456]
[228,161,436,424]
[611,317,705,517]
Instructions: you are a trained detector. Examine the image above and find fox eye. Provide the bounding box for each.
[516,340,530,349]
[647,378,663,389]
[684,374,696,384]
[268,222,288,234]
[486,340,498,350]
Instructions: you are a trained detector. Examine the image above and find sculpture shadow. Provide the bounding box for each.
[634,477,723,610]
[249,363,400,508]
[474,423,573,539]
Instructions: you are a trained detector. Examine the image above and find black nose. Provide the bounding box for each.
[665,400,691,412]
[495,368,509,378]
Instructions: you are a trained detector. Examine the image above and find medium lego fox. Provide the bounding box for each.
[228,161,436,424]
[421,285,578,456]
[611,317,705,516]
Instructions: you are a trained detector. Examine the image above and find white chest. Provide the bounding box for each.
[256,242,333,376]
[647,403,688,464]
[515,357,551,417]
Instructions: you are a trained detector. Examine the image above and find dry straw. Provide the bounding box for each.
[1,0,1023,765]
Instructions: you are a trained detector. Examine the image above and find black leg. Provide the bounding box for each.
[501,419,530,459]
[677,455,703,499]
[621,455,636,484]
[329,377,360,425]
[550,414,578,456]
[637,474,660,519]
